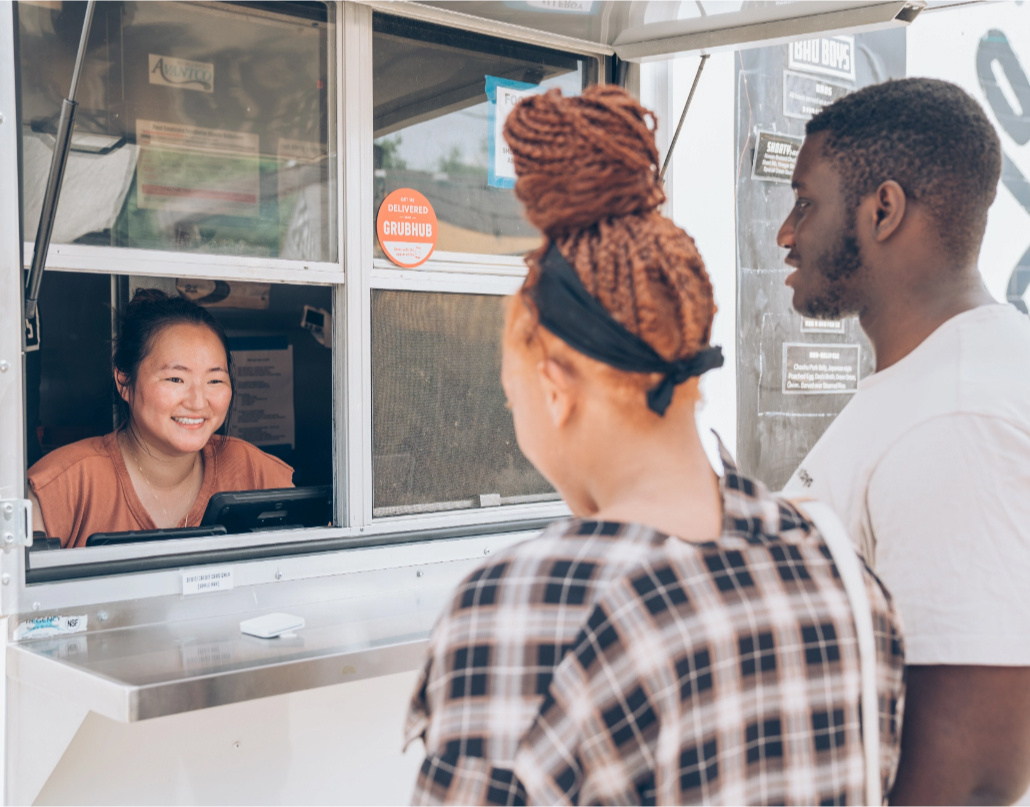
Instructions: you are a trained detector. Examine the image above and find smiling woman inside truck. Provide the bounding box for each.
[27,288,293,548]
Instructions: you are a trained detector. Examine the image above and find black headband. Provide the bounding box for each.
[526,242,724,416]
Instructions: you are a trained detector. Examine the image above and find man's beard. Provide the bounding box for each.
[799,224,864,320]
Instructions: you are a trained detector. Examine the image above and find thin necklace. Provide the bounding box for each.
[124,433,198,528]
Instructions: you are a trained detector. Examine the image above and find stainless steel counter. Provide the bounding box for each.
[4,533,539,805]
[7,578,455,722]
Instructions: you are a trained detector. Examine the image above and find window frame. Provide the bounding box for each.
[0,1,612,613]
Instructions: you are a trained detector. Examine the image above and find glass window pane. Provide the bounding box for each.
[371,290,556,516]
[18,2,334,261]
[372,14,599,259]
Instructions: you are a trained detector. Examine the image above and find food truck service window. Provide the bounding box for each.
[13,2,605,586]
[16,1,340,579]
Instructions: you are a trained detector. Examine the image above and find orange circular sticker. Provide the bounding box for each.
[376,188,438,268]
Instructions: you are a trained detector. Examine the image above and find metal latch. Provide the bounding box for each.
[0,500,32,550]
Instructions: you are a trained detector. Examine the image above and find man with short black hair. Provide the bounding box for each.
[779,76,1030,804]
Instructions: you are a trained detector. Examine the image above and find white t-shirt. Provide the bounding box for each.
[782,304,1030,665]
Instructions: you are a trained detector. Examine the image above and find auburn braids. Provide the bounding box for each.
[503,85,716,363]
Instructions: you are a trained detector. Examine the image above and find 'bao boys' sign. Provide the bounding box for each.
[788,35,856,82]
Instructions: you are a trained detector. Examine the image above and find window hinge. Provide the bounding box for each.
[0,500,33,550]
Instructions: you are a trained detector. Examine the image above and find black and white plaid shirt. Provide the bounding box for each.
[406,445,905,805]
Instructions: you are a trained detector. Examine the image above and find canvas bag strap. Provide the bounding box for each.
[792,499,882,806]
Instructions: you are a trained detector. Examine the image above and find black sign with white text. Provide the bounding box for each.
[751,131,803,183]
[800,317,846,334]
[782,343,860,394]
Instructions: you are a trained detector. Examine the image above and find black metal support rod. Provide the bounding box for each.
[660,53,709,185]
[25,0,96,322]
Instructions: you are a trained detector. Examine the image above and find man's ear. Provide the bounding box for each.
[868,180,907,242]
[537,358,576,428]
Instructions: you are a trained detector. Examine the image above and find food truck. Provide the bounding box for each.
[0,0,1027,802]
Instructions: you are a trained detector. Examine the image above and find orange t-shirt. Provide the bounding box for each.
[28,432,294,548]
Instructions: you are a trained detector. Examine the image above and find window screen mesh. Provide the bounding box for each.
[372,290,556,516]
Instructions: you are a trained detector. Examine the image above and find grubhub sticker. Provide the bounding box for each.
[376,188,438,269]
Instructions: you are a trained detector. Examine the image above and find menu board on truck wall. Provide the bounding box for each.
[734,30,905,489]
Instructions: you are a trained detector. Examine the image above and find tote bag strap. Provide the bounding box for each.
[792,499,882,806]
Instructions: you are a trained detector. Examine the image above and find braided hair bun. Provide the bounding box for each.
[504,85,666,236]
[503,85,716,364]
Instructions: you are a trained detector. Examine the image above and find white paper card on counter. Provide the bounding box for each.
[240,613,305,639]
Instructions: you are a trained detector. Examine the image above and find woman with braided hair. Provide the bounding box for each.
[405,85,905,805]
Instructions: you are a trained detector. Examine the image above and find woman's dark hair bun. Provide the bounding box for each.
[503,85,666,238]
